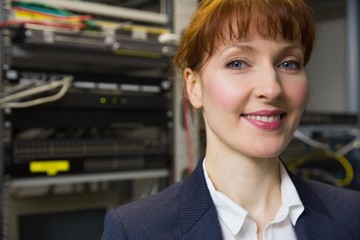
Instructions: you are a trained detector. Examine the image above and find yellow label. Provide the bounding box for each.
[30,161,70,176]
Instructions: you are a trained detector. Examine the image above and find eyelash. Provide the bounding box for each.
[225,58,303,71]
[225,58,249,70]
[278,60,302,71]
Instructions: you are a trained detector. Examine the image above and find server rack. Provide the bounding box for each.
[0,1,176,239]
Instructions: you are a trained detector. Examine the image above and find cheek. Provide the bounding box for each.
[287,80,309,109]
[203,73,247,111]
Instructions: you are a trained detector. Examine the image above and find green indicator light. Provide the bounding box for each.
[100,97,107,104]
[111,97,119,104]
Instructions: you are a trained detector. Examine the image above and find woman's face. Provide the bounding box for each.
[185,32,308,159]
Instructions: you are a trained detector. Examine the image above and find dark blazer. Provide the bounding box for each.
[102,159,360,240]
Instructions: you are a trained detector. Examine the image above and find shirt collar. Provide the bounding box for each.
[279,162,305,225]
[203,158,304,235]
[203,158,247,235]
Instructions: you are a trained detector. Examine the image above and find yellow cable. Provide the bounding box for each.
[287,150,354,187]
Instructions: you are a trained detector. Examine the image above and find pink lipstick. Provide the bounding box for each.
[241,110,285,130]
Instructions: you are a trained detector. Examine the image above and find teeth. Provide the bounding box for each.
[244,114,281,122]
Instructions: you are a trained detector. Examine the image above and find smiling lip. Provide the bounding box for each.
[241,110,285,130]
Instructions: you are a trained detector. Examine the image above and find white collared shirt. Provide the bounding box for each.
[203,159,304,240]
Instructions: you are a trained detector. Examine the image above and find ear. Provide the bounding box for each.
[184,68,203,109]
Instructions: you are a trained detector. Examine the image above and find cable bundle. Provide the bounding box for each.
[0,1,98,30]
[0,76,74,109]
[286,129,359,187]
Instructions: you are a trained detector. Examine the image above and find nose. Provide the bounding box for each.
[253,67,283,101]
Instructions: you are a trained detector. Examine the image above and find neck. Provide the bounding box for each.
[206,154,281,204]
[205,154,282,229]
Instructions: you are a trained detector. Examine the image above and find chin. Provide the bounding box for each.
[249,146,286,159]
[251,152,281,160]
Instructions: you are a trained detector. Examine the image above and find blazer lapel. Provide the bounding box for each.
[179,159,223,240]
[290,173,352,240]
[294,206,342,240]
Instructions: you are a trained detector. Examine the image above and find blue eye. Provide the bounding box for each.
[279,60,301,70]
[225,59,248,69]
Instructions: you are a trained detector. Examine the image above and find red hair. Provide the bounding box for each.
[174,0,317,72]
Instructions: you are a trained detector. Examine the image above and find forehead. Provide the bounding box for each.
[175,0,316,72]
[201,1,306,58]
[208,24,303,61]
[216,13,301,48]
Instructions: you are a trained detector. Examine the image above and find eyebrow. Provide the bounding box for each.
[227,43,303,55]
[230,44,257,53]
[279,44,304,53]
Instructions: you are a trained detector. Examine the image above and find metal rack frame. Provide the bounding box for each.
[0,1,174,239]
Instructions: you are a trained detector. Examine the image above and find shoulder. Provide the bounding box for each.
[290,171,360,209]
[294,175,360,232]
[304,178,360,209]
[117,181,183,220]
[103,181,184,239]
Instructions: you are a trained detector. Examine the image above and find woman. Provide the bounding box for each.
[102,0,360,239]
